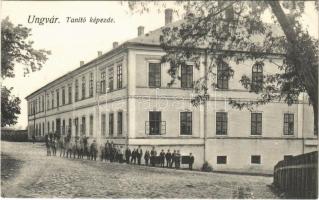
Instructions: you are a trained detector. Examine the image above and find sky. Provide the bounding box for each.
[1,1,318,129]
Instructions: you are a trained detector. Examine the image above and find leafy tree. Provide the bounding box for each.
[1,17,51,127]
[1,87,21,127]
[126,1,318,135]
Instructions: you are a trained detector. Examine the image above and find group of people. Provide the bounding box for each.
[145,147,195,170]
[45,133,99,160]
[44,136,195,170]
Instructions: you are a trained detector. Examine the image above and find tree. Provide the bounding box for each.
[126,1,318,134]
[1,17,51,127]
[1,87,21,127]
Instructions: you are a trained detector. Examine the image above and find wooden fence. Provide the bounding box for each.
[273,151,318,199]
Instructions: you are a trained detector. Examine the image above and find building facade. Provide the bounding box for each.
[26,10,318,174]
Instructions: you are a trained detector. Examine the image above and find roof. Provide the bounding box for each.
[26,19,284,99]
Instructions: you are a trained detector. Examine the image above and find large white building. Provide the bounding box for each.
[26,9,317,174]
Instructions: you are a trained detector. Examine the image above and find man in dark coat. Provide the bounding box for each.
[90,140,98,161]
[105,141,110,161]
[171,150,176,168]
[150,146,157,167]
[125,147,131,164]
[137,145,143,165]
[175,150,181,169]
[160,149,165,167]
[165,149,172,168]
[144,150,150,166]
[189,153,194,170]
[131,149,137,164]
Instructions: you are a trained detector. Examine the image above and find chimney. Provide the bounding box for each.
[165,8,173,25]
[98,51,102,57]
[138,26,144,36]
[113,42,118,49]
[80,61,84,66]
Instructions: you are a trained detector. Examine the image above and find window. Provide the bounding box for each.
[42,95,44,111]
[68,84,72,104]
[149,63,161,87]
[52,121,55,133]
[81,116,86,136]
[75,79,79,101]
[251,155,261,164]
[181,64,193,88]
[89,115,93,136]
[47,122,50,133]
[38,97,40,112]
[74,118,79,136]
[284,113,294,135]
[100,71,106,94]
[251,113,262,135]
[101,114,106,136]
[82,76,86,100]
[216,112,227,135]
[62,120,65,135]
[42,122,44,136]
[35,99,37,113]
[117,111,123,136]
[217,156,227,164]
[109,113,114,136]
[62,87,65,105]
[56,89,59,107]
[180,112,192,135]
[47,94,50,110]
[68,118,72,135]
[149,111,161,135]
[89,73,94,97]
[39,123,41,136]
[117,64,123,89]
[251,63,263,92]
[108,67,114,92]
[51,91,54,108]
[217,60,229,89]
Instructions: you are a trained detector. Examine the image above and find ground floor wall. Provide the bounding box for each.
[205,138,307,174]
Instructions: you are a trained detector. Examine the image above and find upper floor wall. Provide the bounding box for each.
[131,47,286,101]
[27,50,128,118]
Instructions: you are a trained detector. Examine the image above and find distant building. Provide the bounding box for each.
[26,9,317,174]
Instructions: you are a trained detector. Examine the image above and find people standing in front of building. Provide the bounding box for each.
[105,141,110,162]
[109,145,114,162]
[51,138,57,156]
[165,149,172,168]
[131,149,137,164]
[150,146,157,167]
[100,144,105,161]
[66,139,72,158]
[189,153,194,170]
[45,135,51,156]
[59,137,65,157]
[72,139,78,159]
[171,150,176,168]
[125,146,131,164]
[119,146,124,163]
[32,134,36,144]
[90,140,98,161]
[79,137,84,159]
[137,145,143,165]
[160,149,165,167]
[175,150,181,169]
[144,150,150,166]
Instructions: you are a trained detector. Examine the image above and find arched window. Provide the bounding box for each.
[251,63,263,92]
